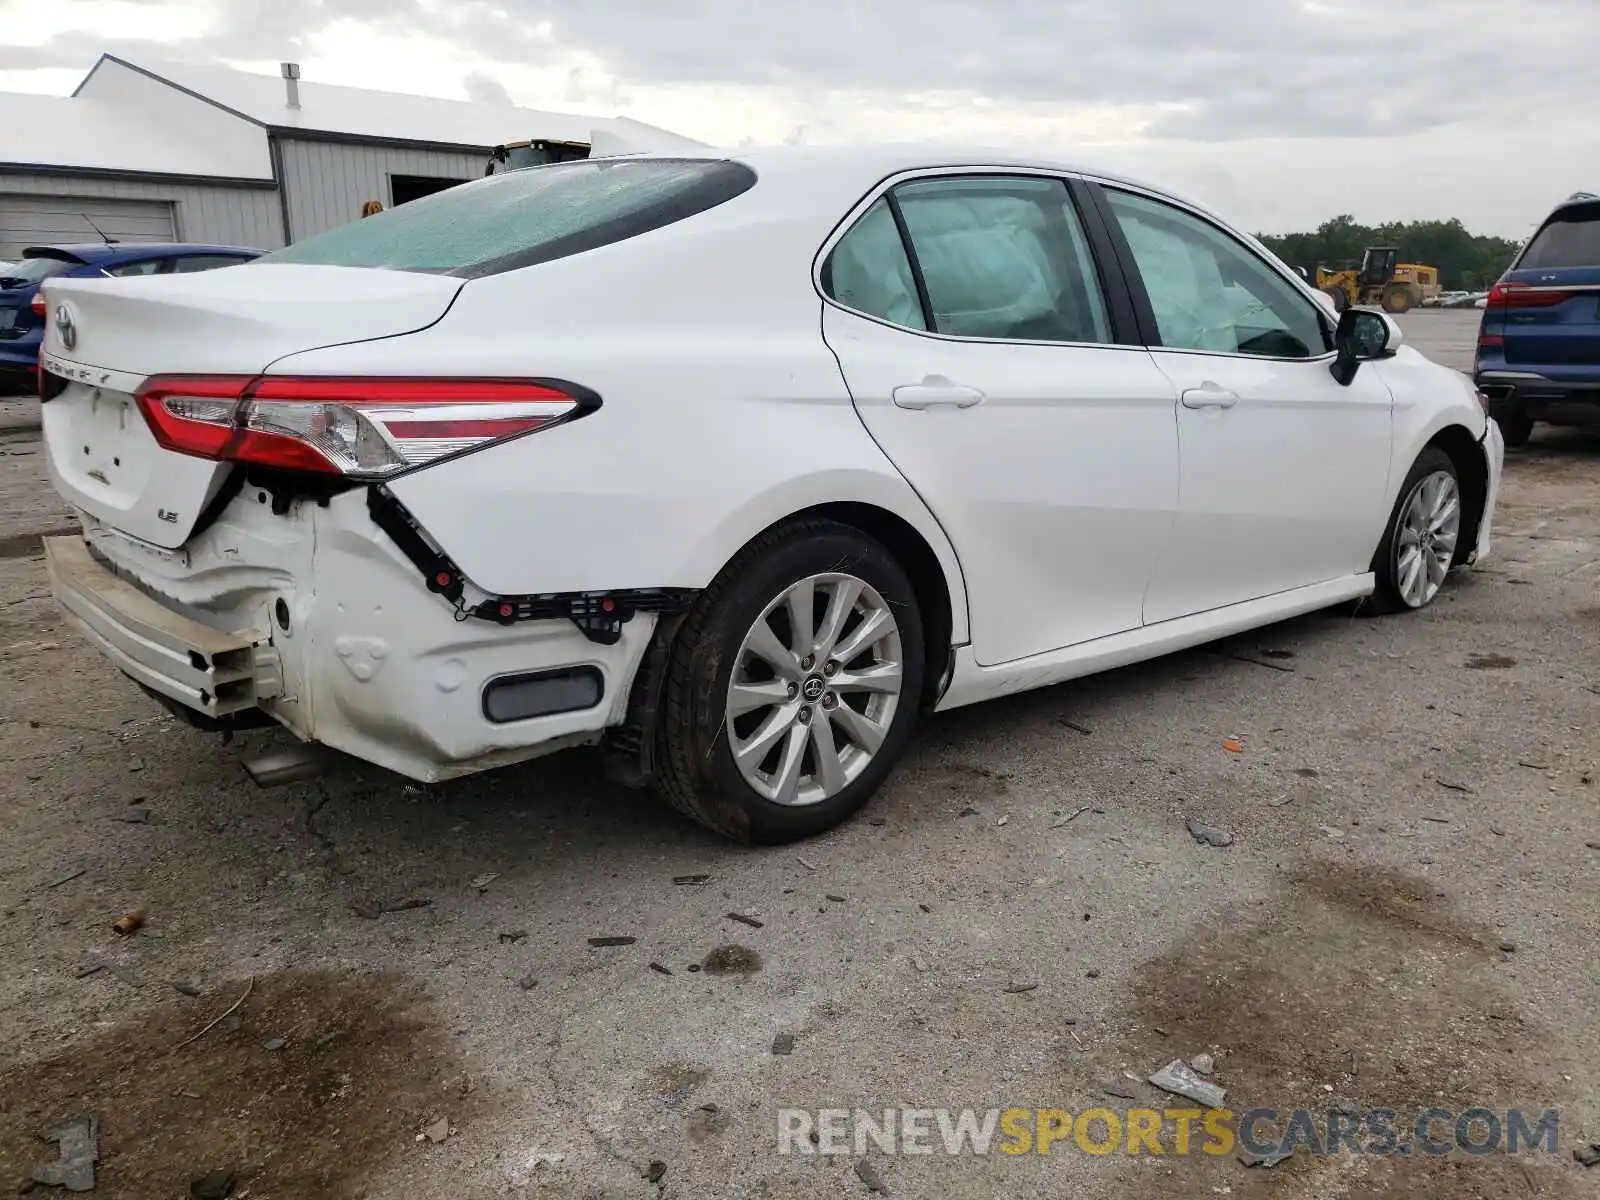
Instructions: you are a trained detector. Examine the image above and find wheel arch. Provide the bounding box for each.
[1424,424,1489,565]
[603,499,966,788]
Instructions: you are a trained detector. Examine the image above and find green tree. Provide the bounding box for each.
[1256,215,1520,291]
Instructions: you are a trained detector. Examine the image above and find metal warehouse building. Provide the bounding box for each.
[0,54,694,258]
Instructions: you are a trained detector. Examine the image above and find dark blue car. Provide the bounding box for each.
[1475,193,1600,446]
[0,242,262,390]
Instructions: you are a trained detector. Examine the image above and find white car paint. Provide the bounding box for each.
[36,145,1501,793]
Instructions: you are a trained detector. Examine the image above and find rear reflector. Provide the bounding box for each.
[482,667,604,723]
[136,376,591,479]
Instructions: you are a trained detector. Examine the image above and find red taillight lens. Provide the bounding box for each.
[135,376,586,478]
[29,291,45,318]
[1486,282,1571,309]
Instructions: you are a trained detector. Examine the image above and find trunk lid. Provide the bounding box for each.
[40,264,463,548]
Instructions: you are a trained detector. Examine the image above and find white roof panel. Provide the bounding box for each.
[110,55,625,148]
[0,91,271,179]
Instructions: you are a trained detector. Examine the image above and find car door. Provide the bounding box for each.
[820,172,1181,667]
[1092,185,1395,624]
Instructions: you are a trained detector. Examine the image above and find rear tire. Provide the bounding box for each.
[1366,447,1461,614]
[1322,286,1349,313]
[1498,411,1534,448]
[654,519,925,843]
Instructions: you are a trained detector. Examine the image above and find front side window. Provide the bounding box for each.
[1106,190,1327,359]
[822,197,926,331]
[895,176,1112,343]
[262,157,756,278]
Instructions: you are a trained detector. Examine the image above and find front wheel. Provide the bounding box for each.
[1367,447,1461,614]
[654,520,925,843]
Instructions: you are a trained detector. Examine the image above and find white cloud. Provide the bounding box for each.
[1,0,1596,236]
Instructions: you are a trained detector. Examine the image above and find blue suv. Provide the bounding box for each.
[1475,193,1600,446]
[0,242,261,391]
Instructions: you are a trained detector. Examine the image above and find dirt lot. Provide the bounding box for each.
[2,311,1597,1198]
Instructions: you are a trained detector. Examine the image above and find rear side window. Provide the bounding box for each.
[172,255,255,273]
[106,257,175,277]
[261,158,757,278]
[823,198,927,331]
[895,176,1111,343]
[1518,202,1600,269]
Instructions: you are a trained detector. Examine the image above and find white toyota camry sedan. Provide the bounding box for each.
[37,146,1504,843]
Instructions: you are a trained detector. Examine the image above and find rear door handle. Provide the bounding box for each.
[893,382,986,410]
[1180,385,1240,410]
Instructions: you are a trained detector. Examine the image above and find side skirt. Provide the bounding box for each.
[937,573,1374,711]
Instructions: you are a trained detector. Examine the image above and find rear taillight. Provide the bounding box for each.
[1486,282,1571,309]
[29,292,45,318]
[135,376,590,479]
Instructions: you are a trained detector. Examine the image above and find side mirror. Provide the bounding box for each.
[1331,308,1402,386]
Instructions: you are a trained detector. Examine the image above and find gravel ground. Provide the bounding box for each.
[1,311,1597,1198]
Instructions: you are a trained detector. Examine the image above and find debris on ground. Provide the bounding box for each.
[996,815,1009,827]
[1190,1053,1215,1075]
[868,818,887,826]
[824,894,847,904]
[1148,1060,1227,1108]
[469,873,499,891]
[1258,647,1296,660]
[1268,794,1294,807]
[959,806,980,818]
[649,962,673,976]
[173,978,255,1051]
[771,1033,795,1055]
[796,857,818,871]
[911,956,929,973]
[646,1160,667,1183]
[1238,1146,1291,1168]
[113,807,152,824]
[1435,779,1474,794]
[73,952,107,979]
[172,981,202,997]
[30,1113,99,1192]
[422,1117,450,1144]
[1060,720,1092,735]
[702,945,763,976]
[1086,969,1101,979]
[261,1037,287,1052]
[1573,1143,1600,1168]
[1498,939,1517,953]
[1053,808,1090,828]
[1221,738,1244,754]
[189,1168,236,1199]
[587,936,637,947]
[1003,981,1038,994]
[517,975,538,991]
[352,897,431,919]
[854,1157,889,1193]
[1490,824,1507,836]
[113,906,146,936]
[498,930,528,944]
[1103,1083,1138,1100]
[1186,821,1234,848]
[45,868,87,891]
[726,912,764,929]
[672,874,711,886]
[1320,826,1345,840]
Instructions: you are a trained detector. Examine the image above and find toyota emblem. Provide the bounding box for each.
[54,304,77,352]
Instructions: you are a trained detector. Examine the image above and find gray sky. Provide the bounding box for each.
[6,0,1597,236]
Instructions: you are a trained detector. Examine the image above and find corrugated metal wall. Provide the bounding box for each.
[0,173,283,250]
[278,139,482,242]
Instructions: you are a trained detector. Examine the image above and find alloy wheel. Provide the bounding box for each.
[725,573,904,806]
[1394,469,1460,608]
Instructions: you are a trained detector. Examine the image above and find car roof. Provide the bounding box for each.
[24,242,264,263]
[704,142,1217,220]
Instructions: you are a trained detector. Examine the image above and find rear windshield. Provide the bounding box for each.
[261,158,756,279]
[1518,202,1600,269]
[0,256,76,287]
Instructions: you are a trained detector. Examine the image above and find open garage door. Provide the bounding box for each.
[0,196,176,260]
